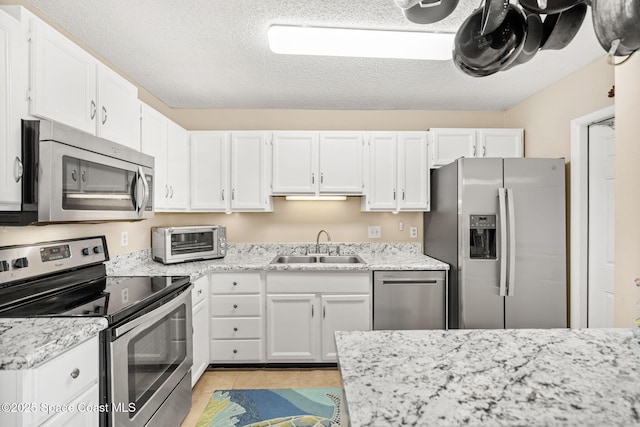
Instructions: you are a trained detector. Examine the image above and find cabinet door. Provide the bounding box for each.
[272,131,318,194]
[30,18,97,134]
[477,129,524,158]
[266,294,316,361]
[398,132,430,211]
[96,64,139,149]
[365,132,397,210]
[191,298,209,387]
[140,103,169,210]
[190,131,229,211]
[166,121,190,209]
[319,132,364,194]
[430,128,476,168]
[320,295,370,361]
[0,10,22,209]
[231,131,270,210]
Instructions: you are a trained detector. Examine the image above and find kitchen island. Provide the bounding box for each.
[335,328,640,426]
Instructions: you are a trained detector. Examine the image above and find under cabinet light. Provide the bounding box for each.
[267,25,454,61]
[285,195,347,201]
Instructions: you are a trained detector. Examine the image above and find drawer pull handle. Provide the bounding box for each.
[233,327,238,332]
[233,349,238,354]
[70,368,80,379]
[233,304,238,309]
[233,281,238,286]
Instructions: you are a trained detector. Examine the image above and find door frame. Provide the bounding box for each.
[570,105,615,328]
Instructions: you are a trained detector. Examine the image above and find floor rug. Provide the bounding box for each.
[195,387,348,427]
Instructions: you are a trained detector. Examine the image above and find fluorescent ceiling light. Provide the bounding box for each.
[285,195,347,201]
[268,25,454,61]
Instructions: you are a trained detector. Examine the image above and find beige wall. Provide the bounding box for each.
[614,53,640,327]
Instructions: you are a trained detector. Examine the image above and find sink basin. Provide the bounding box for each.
[318,255,364,264]
[270,254,365,264]
[271,255,318,264]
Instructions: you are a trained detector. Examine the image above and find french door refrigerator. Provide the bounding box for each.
[424,157,567,329]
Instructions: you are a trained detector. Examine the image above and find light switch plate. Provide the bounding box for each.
[368,226,381,239]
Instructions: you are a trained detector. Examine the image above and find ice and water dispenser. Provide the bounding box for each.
[469,215,496,259]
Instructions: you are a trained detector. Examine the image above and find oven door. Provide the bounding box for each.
[109,289,192,427]
[39,140,153,222]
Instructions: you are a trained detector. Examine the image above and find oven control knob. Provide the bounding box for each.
[12,257,29,269]
[93,246,104,254]
[82,248,90,256]
[0,260,9,272]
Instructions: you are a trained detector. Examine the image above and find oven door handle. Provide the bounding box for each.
[114,285,192,339]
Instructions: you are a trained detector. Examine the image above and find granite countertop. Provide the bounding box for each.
[335,328,640,427]
[0,318,108,370]
[107,242,449,279]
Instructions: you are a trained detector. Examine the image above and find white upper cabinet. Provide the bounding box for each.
[318,132,364,194]
[477,129,524,158]
[166,120,190,209]
[190,131,229,211]
[430,128,524,168]
[363,131,429,212]
[271,131,364,195]
[29,15,138,148]
[272,131,318,194]
[191,131,272,212]
[141,103,190,211]
[230,131,272,211]
[0,9,26,210]
[95,64,139,149]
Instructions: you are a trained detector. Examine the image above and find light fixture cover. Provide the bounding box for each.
[285,195,348,201]
[268,25,454,61]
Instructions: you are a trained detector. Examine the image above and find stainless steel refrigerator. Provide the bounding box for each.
[424,158,567,329]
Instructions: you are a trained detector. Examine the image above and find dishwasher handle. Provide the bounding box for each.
[379,279,442,285]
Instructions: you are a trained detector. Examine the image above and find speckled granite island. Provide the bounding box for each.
[335,328,640,427]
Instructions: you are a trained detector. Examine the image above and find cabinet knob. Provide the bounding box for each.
[70,368,80,379]
[198,289,203,295]
[233,349,238,354]
[233,327,238,332]
[232,281,238,286]
[233,304,238,309]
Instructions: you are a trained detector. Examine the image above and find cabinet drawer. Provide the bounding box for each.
[211,295,261,316]
[192,276,209,306]
[36,338,98,423]
[211,318,262,339]
[211,340,262,362]
[211,273,261,294]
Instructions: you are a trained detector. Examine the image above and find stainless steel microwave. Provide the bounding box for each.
[0,119,154,225]
[152,226,227,264]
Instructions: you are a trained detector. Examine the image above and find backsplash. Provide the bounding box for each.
[105,242,422,274]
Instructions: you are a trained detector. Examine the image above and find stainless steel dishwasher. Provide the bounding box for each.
[373,271,447,330]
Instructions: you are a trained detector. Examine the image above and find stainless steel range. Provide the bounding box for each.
[0,236,193,427]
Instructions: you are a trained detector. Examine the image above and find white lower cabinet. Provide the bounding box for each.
[191,275,210,386]
[0,337,99,427]
[210,272,264,363]
[266,272,371,363]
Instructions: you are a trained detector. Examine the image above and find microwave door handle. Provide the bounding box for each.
[134,167,150,217]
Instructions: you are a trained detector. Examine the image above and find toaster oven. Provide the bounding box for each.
[152,226,226,264]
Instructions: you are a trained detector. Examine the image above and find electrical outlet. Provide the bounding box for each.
[368,225,382,239]
[121,231,128,247]
[410,227,418,238]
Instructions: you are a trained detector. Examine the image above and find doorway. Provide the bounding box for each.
[570,105,615,328]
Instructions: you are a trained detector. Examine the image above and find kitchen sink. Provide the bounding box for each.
[271,254,365,264]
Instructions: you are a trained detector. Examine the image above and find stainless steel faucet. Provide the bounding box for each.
[316,229,331,254]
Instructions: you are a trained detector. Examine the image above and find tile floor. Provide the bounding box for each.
[180,368,343,427]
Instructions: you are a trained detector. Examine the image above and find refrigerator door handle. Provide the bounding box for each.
[506,187,516,296]
[498,188,508,297]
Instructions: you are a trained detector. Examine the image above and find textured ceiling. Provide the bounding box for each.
[24,0,606,110]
